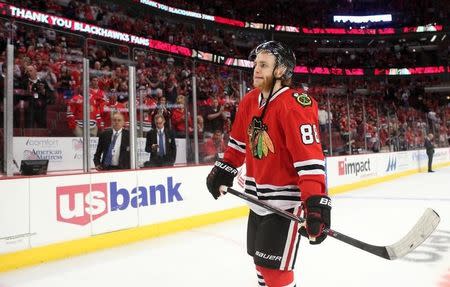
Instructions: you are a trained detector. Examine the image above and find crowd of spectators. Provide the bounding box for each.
[146,0,450,27]
[0,1,448,165]
[4,0,448,69]
[311,78,449,155]
[0,17,248,161]
[293,38,448,69]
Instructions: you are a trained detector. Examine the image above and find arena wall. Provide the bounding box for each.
[0,148,449,272]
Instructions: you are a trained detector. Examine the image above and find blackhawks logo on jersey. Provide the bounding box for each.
[292,92,312,107]
[247,117,274,159]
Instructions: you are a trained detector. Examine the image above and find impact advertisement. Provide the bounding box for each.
[326,148,450,188]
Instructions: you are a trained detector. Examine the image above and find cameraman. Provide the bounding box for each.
[205,97,225,138]
[22,65,52,128]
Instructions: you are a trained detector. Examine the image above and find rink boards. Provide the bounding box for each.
[0,148,449,271]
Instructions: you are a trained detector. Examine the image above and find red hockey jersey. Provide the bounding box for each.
[101,102,129,128]
[223,87,326,215]
[66,94,102,129]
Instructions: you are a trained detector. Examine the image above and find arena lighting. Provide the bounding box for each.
[374,66,446,75]
[134,0,438,35]
[294,66,364,76]
[403,24,443,33]
[333,14,392,24]
[430,35,437,42]
[442,35,447,41]
[301,27,395,35]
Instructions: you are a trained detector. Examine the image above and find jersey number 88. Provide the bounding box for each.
[300,124,320,145]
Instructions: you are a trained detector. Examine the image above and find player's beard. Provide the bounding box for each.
[253,75,274,94]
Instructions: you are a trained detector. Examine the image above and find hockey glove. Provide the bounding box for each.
[206,160,238,199]
[300,195,331,245]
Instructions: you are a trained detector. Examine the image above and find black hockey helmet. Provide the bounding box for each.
[249,41,296,80]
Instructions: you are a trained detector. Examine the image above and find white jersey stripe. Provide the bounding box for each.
[246,190,299,197]
[246,201,301,216]
[245,185,299,192]
[229,136,246,146]
[245,178,298,191]
[256,269,267,286]
[293,159,325,167]
[245,178,301,215]
[287,207,302,270]
[228,141,246,153]
[258,86,289,108]
[281,206,301,270]
[297,169,326,176]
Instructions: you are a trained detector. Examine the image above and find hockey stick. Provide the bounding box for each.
[221,186,440,260]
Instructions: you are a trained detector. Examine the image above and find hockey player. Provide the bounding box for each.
[100,94,129,129]
[206,41,331,287]
[66,91,103,136]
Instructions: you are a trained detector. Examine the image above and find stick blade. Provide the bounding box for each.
[386,208,440,260]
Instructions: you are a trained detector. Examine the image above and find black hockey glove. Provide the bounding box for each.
[206,160,238,199]
[299,195,331,245]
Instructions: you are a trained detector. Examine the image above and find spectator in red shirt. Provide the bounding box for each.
[89,76,106,106]
[137,92,157,134]
[171,95,193,138]
[202,129,227,163]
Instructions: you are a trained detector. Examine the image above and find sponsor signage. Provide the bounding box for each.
[385,156,397,172]
[56,177,183,226]
[0,166,245,253]
[1,150,448,255]
[338,157,372,177]
[12,137,187,172]
[23,138,63,162]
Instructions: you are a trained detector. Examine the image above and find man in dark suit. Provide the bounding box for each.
[424,133,435,173]
[94,112,130,170]
[145,114,177,167]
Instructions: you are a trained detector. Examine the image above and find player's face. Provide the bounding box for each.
[253,52,276,92]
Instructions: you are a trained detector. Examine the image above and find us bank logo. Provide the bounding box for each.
[385,157,397,172]
[56,177,183,225]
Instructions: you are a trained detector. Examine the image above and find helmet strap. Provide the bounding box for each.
[260,67,279,120]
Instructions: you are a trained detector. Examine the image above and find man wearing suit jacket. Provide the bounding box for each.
[145,114,177,167]
[424,133,435,172]
[94,112,130,170]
